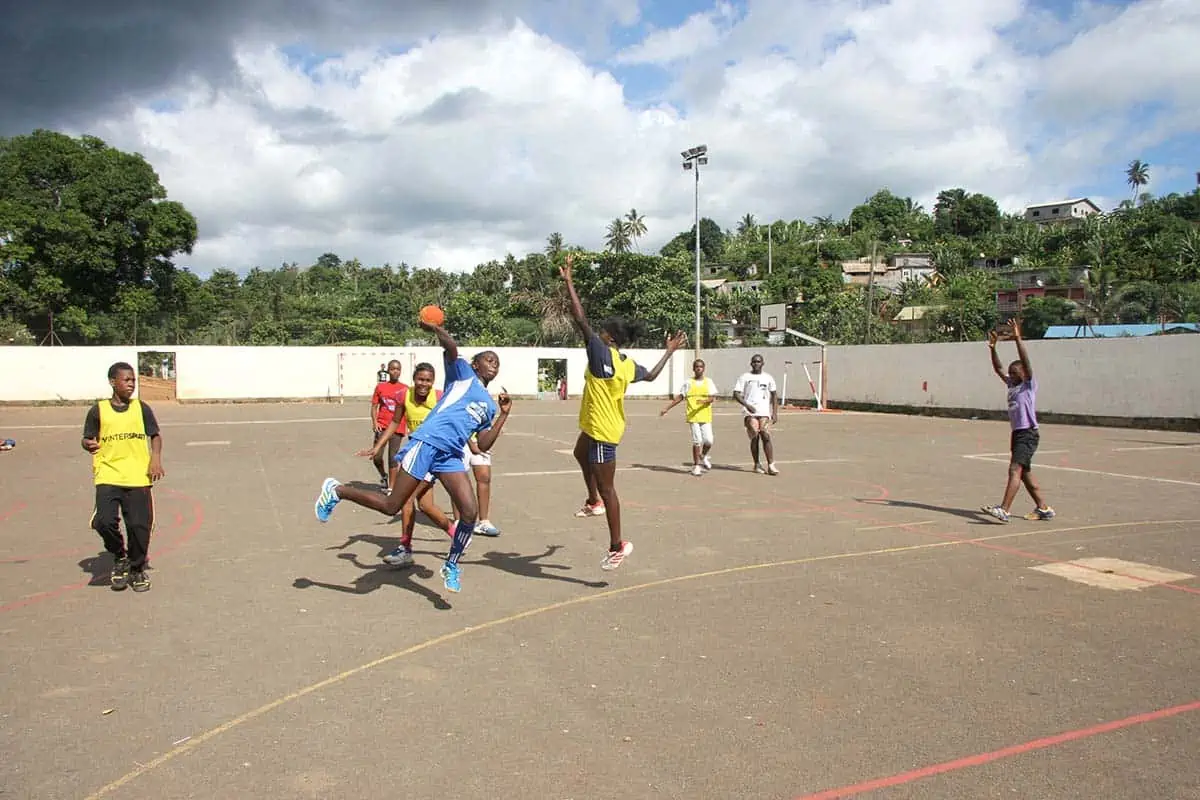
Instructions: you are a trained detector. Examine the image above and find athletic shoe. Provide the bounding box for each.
[1024,506,1056,521]
[441,562,462,593]
[110,556,131,591]
[767,463,779,476]
[130,570,151,592]
[383,547,414,566]
[691,464,703,476]
[753,465,766,474]
[701,455,712,470]
[315,478,342,522]
[575,501,605,518]
[601,540,633,571]
[475,521,501,537]
[981,504,1010,523]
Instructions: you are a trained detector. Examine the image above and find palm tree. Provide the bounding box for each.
[545,232,565,258]
[624,209,647,251]
[737,213,757,238]
[1126,159,1150,205]
[605,218,632,253]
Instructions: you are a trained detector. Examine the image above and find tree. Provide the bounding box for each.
[604,218,631,253]
[1126,159,1150,205]
[0,130,197,341]
[624,209,647,251]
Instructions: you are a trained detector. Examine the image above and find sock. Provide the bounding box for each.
[447,520,474,566]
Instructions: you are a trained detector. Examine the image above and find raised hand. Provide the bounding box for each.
[665,330,688,351]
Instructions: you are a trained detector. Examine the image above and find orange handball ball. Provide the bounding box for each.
[419,304,445,326]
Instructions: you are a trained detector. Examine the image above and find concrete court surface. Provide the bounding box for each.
[1,399,1198,800]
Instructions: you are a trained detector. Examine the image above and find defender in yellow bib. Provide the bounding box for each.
[660,358,718,475]
[560,254,686,571]
[81,362,165,592]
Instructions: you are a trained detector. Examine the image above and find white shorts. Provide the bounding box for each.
[462,442,492,467]
[689,422,714,447]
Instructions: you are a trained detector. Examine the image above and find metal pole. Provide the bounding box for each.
[768,224,773,274]
[694,163,701,355]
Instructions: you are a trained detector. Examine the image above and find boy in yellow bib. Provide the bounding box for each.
[81,362,165,592]
[560,254,686,570]
[660,358,718,475]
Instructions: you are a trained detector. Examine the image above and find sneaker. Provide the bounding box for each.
[129,570,151,592]
[379,476,389,490]
[753,465,766,474]
[314,477,342,522]
[110,556,131,591]
[1025,506,1056,521]
[601,540,633,571]
[701,455,712,470]
[691,464,703,476]
[575,500,606,518]
[383,547,414,566]
[981,504,1010,523]
[475,521,501,537]
[440,562,462,593]
[767,463,779,476]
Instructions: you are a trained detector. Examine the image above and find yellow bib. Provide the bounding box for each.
[684,377,716,424]
[579,345,637,444]
[404,390,439,432]
[93,399,151,487]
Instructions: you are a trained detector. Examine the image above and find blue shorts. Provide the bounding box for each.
[583,435,618,465]
[395,439,468,482]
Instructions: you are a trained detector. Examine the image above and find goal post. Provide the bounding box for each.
[336,350,418,404]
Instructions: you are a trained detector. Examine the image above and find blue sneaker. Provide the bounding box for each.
[315,477,342,522]
[440,562,461,593]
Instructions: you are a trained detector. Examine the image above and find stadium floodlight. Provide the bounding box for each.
[681,144,710,355]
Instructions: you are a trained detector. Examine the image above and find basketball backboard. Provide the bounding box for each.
[759,302,787,331]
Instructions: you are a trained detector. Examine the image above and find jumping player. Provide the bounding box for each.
[982,319,1055,522]
[659,358,718,476]
[358,362,454,567]
[81,362,165,592]
[733,354,779,475]
[317,322,511,593]
[369,359,407,488]
[560,253,686,570]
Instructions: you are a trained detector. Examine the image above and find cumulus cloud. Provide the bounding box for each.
[7,0,1199,274]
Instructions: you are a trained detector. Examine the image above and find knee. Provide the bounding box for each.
[474,469,491,488]
[456,497,478,523]
[759,431,771,444]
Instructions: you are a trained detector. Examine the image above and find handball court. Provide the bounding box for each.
[1,400,1198,800]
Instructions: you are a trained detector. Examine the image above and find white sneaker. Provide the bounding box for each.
[767,463,779,476]
[691,464,703,476]
[701,455,712,470]
[575,501,606,518]
[601,540,633,571]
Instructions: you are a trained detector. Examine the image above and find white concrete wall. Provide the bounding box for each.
[3,337,1196,421]
[0,344,684,403]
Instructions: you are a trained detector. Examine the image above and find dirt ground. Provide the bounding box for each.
[1,399,1198,799]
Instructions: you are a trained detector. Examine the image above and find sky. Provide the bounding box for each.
[2,0,1198,276]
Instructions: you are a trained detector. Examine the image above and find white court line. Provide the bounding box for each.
[1112,443,1200,452]
[184,440,231,446]
[3,416,366,431]
[857,521,935,531]
[962,454,1200,488]
[501,457,850,478]
[964,450,1069,459]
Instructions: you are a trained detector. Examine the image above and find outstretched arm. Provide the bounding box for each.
[1011,319,1033,379]
[639,331,688,382]
[559,254,593,340]
[420,321,458,363]
[987,330,1006,382]
[660,395,685,416]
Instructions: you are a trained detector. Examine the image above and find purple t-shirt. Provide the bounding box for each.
[1006,375,1038,430]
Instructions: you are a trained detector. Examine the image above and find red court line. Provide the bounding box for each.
[0,489,204,613]
[796,699,1200,799]
[0,502,27,524]
[0,497,188,564]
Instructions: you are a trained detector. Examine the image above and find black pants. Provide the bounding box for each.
[91,485,155,570]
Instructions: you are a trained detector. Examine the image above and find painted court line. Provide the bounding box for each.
[1112,443,1200,452]
[857,520,934,531]
[184,440,231,447]
[79,519,1194,799]
[501,458,850,478]
[963,455,1200,488]
[795,699,1200,799]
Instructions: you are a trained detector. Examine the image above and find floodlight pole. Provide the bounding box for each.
[682,145,708,357]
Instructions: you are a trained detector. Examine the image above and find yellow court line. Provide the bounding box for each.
[81,518,1199,799]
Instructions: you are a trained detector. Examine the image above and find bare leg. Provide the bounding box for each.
[691,443,702,466]
[1000,463,1023,511]
[336,469,419,516]
[593,460,621,549]
[573,432,601,505]
[761,429,776,464]
[1021,468,1047,508]
[474,464,492,521]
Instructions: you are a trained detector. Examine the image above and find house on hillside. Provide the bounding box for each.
[841,252,936,290]
[993,266,1090,318]
[1024,198,1101,225]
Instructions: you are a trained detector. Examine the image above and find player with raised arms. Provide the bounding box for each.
[315,308,511,593]
[560,254,686,570]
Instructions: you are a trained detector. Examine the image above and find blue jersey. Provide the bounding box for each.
[409,355,498,453]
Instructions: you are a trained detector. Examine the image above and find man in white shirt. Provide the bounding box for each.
[732,353,779,475]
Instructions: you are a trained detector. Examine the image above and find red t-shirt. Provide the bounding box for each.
[372,382,409,434]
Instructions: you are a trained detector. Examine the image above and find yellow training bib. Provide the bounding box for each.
[579,344,637,444]
[93,399,151,487]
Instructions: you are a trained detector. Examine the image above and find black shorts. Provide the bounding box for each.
[1010,427,1039,469]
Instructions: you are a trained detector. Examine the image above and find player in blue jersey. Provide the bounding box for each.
[313,320,512,593]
